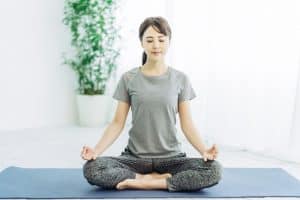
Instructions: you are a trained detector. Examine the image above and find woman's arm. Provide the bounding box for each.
[178,101,207,155]
[93,101,130,156]
[178,101,218,161]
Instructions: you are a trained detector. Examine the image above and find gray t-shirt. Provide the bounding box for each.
[113,66,196,158]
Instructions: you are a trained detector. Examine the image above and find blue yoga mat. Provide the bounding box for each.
[0,166,300,199]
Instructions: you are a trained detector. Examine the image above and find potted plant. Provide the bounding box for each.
[63,0,121,127]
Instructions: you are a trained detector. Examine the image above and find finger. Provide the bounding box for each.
[210,145,216,152]
[214,144,219,151]
[81,148,85,157]
[84,147,88,155]
[212,144,217,150]
[212,149,218,155]
[81,146,86,153]
[87,147,93,154]
[214,145,219,152]
[84,155,90,161]
[209,154,214,160]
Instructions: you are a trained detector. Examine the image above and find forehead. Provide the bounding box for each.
[143,26,166,38]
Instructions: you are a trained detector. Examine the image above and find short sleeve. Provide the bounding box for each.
[113,74,130,104]
[178,74,196,102]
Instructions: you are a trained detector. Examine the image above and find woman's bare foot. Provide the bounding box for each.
[116,172,172,190]
[116,178,168,190]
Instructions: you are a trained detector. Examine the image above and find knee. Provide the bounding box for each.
[82,157,109,186]
[208,160,222,183]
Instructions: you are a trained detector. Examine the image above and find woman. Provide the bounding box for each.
[81,16,222,192]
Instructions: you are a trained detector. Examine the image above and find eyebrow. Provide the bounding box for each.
[146,36,166,39]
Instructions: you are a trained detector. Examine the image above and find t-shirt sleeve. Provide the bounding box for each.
[178,74,196,102]
[113,74,130,104]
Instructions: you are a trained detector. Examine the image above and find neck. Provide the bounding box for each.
[143,60,167,71]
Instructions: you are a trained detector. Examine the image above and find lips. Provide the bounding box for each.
[151,52,161,54]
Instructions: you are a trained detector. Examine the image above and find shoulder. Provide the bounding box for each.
[120,67,139,83]
[170,67,189,81]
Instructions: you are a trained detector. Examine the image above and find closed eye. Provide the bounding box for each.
[147,40,165,43]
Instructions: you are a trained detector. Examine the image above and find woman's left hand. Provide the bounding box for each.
[202,144,219,162]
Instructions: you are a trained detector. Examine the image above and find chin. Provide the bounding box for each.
[150,56,163,61]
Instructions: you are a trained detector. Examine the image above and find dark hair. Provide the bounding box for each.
[139,16,172,65]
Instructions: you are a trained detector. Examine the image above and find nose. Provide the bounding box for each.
[152,40,159,48]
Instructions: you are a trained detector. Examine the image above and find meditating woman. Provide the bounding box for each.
[81,16,222,192]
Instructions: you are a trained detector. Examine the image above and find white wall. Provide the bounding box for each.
[0,0,173,131]
[0,0,77,130]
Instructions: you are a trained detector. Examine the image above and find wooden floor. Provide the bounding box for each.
[0,125,300,200]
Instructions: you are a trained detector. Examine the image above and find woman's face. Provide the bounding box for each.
[141,26,170,63]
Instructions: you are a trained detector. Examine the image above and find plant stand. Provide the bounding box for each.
[76,94,112,127]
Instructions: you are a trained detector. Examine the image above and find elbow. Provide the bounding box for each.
[111,120,125,130]
[180,124,188,135]
[181,122,196,135]
[180,117,195,133]
[180,120,189,133]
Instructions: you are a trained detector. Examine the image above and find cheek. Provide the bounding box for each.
[162,45,169,52]
[143,44,152,52]
[163,41,170,49]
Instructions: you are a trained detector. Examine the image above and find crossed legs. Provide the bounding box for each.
[83,155,222,191]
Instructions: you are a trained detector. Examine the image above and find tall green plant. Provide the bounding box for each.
[63,0,121,95]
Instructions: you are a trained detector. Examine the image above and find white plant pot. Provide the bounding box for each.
[76,94,112,127]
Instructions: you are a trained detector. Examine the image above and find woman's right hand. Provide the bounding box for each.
[81,146,97,161]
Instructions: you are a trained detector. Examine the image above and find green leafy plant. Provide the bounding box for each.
[63,0,121,95]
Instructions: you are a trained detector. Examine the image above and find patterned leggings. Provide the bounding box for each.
[83,152,222,192]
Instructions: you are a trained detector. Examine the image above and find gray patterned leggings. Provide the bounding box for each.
[83,152,222,192]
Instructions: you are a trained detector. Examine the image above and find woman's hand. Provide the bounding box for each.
[81,146,97,161]
[202,144,219,162]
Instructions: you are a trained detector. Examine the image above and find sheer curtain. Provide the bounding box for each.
[290,61,300,162]
[170,0,300,163]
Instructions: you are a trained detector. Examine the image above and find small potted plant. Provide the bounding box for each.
[63,0,121,126]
